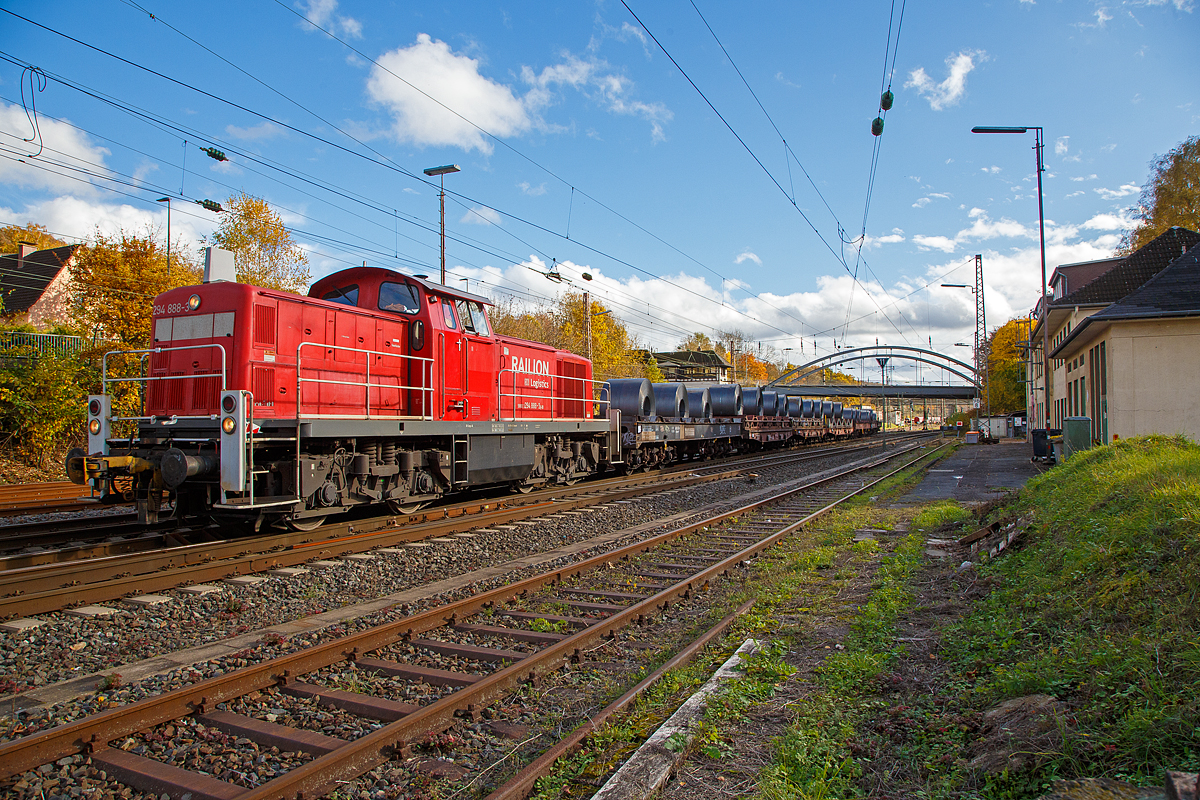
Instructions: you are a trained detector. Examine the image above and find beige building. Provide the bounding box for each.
[0,242,80,329]
[1027,226,1200,443]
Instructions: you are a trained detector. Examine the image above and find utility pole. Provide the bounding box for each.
[584,290,592,363]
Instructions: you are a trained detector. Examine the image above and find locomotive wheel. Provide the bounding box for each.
[284,515,327,532]
[387,499,428,515]
[510,481,535,494]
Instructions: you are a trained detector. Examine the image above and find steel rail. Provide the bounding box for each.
[0,466,747,618]
[0,436,928,617]
[0,438,942,785]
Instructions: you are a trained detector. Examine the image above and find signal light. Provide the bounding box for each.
[871,117,884,136]
[197,199,224,213]
[89,399,101,417]
[89,419,101,435]
[222,416,237,434]
[202,147,228,162]
[222,395,237,413]
[188,294,201,311]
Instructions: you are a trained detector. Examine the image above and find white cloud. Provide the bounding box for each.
[1094,183,1139,200]
[298,0,362,39]
[863,228,905,249]
[368,34,529,154]
[461,205,502,226]
[367,36,670,152]
[734,250,762,266]
[775,72,801,89]
[912,192,950,209]
[0,195,216,246]
[1066,190,1085,198]
[1055,136,1069,156]
[1082,211,1135,230]
[913,197,931,208]
[0,103,112,195]
[517,181,547,196]
[981,166,1001,174]
[913,235,958,252]
[1070,174,1098,182]
[905,50,985,110]
[226,121,283,141]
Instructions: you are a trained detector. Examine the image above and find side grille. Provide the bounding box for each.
[253,305,277,347]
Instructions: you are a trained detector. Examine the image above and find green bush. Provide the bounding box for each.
[0,346,96,467]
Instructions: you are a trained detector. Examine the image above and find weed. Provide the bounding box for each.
[96,672,122,690]
[528,617,567,634]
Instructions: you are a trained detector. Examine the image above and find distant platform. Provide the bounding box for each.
[778,384,977,399]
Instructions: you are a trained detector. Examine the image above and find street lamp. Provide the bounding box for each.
[423,164,461,284]
[972,125,1049,431]
[156,197,171,276]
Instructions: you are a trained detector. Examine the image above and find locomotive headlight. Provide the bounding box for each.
[222,416,237,434]
[89,419,101,435]
[88,399,101,417]
[187,294,201,311]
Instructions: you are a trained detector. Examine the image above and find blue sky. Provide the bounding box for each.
[0,0,1195,378]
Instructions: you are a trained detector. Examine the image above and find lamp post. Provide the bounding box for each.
[972,125,1049,432]
[423,164,461,284]
[156,197,171,276]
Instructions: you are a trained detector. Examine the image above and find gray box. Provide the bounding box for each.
[1063,417,1092,460]
[204,246,236,283]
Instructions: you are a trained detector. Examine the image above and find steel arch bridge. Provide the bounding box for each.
[765,346,979,400]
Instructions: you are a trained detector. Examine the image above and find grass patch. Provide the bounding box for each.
[944,434,1200,788]
[756,532,926,799]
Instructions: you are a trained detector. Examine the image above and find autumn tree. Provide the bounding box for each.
[69,229,200,349]
[1117,135,1200,255]
[209,192,310,293]
[677,332,713,352]
[984,317,1033,414]
[0,223,66,253]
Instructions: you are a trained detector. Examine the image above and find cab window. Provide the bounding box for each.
[378,282,421,314]
[441,299,458,329]
[321,284,359,306]
[465,302,489,335]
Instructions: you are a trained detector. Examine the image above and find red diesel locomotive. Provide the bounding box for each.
[68,267,613,529]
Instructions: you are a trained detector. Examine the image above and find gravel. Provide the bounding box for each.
[0,446,891,739]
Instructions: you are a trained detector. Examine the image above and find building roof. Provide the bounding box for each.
[1050,241,1200,358]
[653,349,732,368]
[1052,226,1200,308]
[0,244,79,314]
[1049,256,1121,299]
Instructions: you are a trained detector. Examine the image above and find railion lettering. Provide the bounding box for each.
[512,356,551,375]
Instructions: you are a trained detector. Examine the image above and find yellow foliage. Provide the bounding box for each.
[69,230,201,349]
[0,223,65,253]
[209,192,310,293]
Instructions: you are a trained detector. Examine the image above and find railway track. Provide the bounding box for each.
[0,432,927,558]
[0,482,104,518]
[0,436,946,800]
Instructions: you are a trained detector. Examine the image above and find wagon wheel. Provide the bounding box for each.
[510,481,535,495]
[284,515,327,532]
[387,499,428,515]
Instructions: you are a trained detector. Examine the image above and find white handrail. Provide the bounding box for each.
[498,368,609,421]
[296,341,435,420]
[101,343,228,424]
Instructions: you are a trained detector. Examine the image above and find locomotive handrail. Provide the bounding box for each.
[100,343,228,423]
[295,341,435,420]
[497,368,609,422]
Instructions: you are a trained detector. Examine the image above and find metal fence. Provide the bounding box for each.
[0,331,93,356]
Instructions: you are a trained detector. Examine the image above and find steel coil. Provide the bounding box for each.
[742,387,762,416]
[707,384,743,417]
[684,386,712,419]
[605,378,656,418]
[652,383,687,419]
